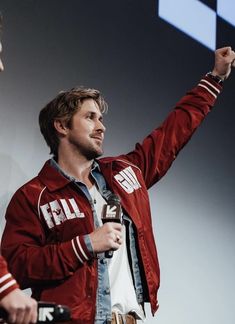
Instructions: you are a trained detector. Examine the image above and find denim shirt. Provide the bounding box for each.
[50,159,144,323]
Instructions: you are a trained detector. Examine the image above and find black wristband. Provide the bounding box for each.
[206,72,224,85]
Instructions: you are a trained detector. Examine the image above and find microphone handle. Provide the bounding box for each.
[102,218,121,259]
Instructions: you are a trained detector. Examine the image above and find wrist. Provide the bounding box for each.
[206,71,224,85]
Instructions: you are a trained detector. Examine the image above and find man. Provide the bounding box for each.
[1,47,235,324]
[0,24,37,324]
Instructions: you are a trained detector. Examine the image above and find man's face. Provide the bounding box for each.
[0,41,4,71]
[64,98,106,160]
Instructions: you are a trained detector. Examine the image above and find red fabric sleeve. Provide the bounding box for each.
[1,189,93,289]
[0,255,19,300]
[122,76,222,189]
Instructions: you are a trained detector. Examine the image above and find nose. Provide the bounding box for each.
[97,119,106,133]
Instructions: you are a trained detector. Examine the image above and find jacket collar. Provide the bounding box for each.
[38,160,71,192]
[38,159,108,192]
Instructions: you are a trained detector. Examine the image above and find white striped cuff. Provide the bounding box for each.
[0,279,17,294]
[198,77,221,99]
[71,236,89,264]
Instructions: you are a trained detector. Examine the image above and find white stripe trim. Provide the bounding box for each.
[71,239,83,264]
[76,237,88,260]
[198,84,217,98]
[0,279,16,293]
[115,159,141,173]
[201,79,220,94]
[37,186,47,218]
[0,273,11,284]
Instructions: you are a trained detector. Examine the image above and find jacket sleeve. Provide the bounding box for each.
[0,255,19,300]
[122,76,222,189]
[1,189,94,289]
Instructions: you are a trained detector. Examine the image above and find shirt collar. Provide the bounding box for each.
[50,158,101,183]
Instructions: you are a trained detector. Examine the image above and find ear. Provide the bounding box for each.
[54,119,68,136]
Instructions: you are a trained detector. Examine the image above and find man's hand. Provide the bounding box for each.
[212,46,235,80]
[89,222,123,253]
[0,288,37,324]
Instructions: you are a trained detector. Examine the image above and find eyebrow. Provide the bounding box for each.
[86,110,103,117]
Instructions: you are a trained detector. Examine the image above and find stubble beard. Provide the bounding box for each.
[80,144,103,161]
[68,134,104,161]
[72,140,104,161]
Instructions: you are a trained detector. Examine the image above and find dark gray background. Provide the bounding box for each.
[0,1,235,323]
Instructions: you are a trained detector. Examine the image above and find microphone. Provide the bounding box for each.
[0,301,71,323]
[101,194,122,258]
